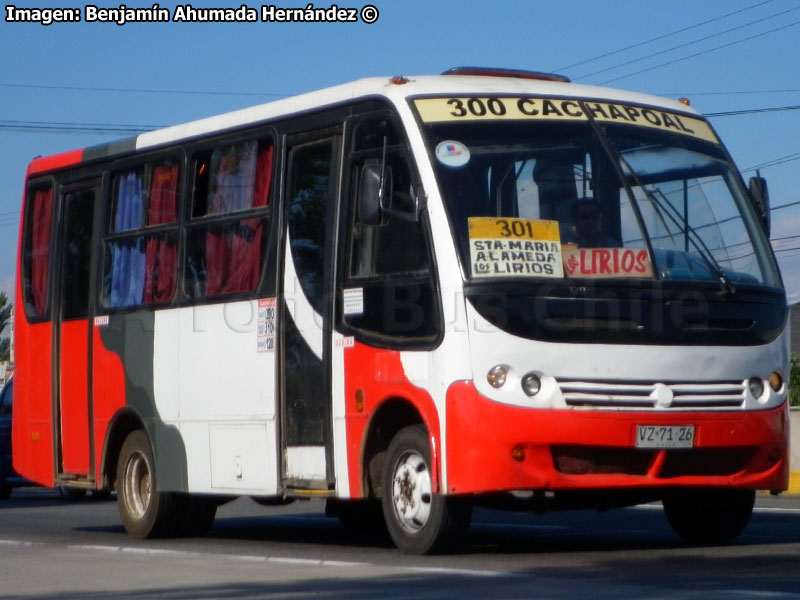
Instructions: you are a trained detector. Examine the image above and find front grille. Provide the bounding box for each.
[559,379,745,410]
[551,445,759,477]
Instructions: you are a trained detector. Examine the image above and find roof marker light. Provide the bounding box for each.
[442,66,570,83]
[678,97,691,106]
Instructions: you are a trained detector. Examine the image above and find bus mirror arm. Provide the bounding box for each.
[748,173,770,236]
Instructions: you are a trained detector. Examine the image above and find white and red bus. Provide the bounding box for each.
[13,68,789,553]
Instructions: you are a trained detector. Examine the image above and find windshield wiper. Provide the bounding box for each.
[645,187,736,296]
[580,108,735,296]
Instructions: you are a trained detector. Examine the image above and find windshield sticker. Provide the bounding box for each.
[414,97,716,143]
[563,247,653,279]
[435,140,470,167]
[342,287,364,315]
[469,217,563,278]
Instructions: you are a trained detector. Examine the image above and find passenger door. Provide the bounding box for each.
[54,182,98,479]
[280,129,341,489]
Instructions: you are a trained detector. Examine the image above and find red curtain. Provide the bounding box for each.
[205,144,273,296]
[30,187,53,315]
[143,165,178,303]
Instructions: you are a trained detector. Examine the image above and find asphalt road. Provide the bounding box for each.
[1,488,800,599]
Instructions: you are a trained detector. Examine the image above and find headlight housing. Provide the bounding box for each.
[487,365,508,389]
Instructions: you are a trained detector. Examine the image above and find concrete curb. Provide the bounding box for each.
[789,471,800,494]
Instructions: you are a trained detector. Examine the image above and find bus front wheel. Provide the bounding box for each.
[663,488,755,544]
[381,425,471,554]
[116,430,178,538]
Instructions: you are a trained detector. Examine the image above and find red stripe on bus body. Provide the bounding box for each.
[10,320,55,486]
[343,342,442,497]
[59,320,91,475]
[27,148,85,176]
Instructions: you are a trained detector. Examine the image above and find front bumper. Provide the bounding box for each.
[444,381,789,495]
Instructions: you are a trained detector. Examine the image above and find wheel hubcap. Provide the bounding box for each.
[391,449,432,533]
[123,451,151,519]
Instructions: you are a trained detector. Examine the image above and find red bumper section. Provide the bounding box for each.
[445,381,789,495]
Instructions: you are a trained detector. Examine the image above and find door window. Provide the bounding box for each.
[343,116,440,344]
[62,190,94,320]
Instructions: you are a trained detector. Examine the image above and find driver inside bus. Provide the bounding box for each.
[567,197,619,248]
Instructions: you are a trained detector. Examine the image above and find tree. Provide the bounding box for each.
[0,292,10,362]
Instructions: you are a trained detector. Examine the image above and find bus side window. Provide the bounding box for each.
[102,161,180,308]
[22,184,54,318]
[185,139,273,299]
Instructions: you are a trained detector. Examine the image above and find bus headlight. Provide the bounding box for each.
[747,377,765,399]
[487,365,508,388]
[521,373,542,397]
[768,371,783,392]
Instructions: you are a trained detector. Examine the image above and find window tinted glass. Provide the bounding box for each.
[185,139,273,299]
[23,185,54,317]
[287,140,333,311]
[62,190,94,320]
[103,159,180,308]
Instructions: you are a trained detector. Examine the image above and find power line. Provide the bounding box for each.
[554,0,776,71]
[705,105,800,117]
[574,5,800,81]
[745,151,800,172]
[741,154,800,175]
[770,200,800,212]
[0,82,288,99]
[0,119,163,135]
[598,19,800,85]
[660,88,800,96]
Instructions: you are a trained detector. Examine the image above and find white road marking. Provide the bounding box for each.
[0,538,510,578]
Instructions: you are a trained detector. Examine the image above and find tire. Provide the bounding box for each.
[663,488,755,545]
[116,430,179,538]
[381,425,471,554]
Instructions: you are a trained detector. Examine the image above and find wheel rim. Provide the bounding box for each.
[390,449,432,533]
[123,451,151,519]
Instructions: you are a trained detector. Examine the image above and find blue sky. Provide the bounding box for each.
[1,0,799,318]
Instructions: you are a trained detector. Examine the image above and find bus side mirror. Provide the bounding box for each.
[358,163,392,226]
[749,175,770,236]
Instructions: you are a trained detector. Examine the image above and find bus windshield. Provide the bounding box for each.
[418,100,780,289]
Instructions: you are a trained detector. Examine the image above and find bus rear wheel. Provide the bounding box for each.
[381,425,471,554]
[116,430,178,538]
[663,488,755,544]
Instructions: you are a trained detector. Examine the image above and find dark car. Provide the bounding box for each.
[1,377,27,499]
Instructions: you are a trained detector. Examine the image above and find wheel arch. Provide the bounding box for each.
[361,395,441,499]
[101,408,147,492]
